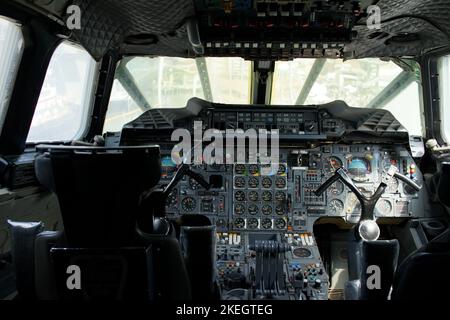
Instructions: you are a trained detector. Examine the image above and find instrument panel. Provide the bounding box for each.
[118,100,424,299]
[162,144,424,230]
[158,143,424,299]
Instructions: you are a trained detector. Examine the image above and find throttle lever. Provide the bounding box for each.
[163,163,211,197]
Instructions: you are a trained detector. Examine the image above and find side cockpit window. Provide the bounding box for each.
[0,17,24,134]
[27,42,97,143]
[439,55,450,143]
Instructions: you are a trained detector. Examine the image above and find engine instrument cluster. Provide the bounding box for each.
[159,143,425,300]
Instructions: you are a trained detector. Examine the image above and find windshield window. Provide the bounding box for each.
[105,56,423,136]
[272,58,424,136]
[104,57,251,132]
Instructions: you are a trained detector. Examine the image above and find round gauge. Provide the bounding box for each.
[247,218,259,229]
[248,177,259,188]
[235,191,246,201]
[275,205,285,215]
[275,218,287,229]
[277,164,287,175]
[262,191,273,202]
[275,177,287,189]
[189,178,200,190]
[262,205,273,215]
[261,177,272,188]
[293,247,312,258]
[324,156,343,175]
[248,164,259,176]
[234,177,245,188]
[329,180,344,196]
[235,164,246,175]
[166,188,178,207]
[275,191,286,202]
[248,191,259,201]
[181,197,196,212]
[216,218,227,228]
[348,157,371,178]
[234,203,245,215]
[376,199,393,216]
[248,204,259,215]
[261,218,272,229]
[329,199,344,215]
[234,218,245,229]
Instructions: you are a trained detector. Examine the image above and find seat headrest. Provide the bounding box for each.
[33,145,162,247]
[35,145,161,192]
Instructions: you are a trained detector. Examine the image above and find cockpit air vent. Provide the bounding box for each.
[124,109,175,130]
[357,111,406,133]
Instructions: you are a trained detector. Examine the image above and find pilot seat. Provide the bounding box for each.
[8,145,217,300]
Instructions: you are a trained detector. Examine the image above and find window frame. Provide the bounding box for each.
[0,14,64,155]
[0,16,24,139]
[438,55,450,143]
[419,47,450,144]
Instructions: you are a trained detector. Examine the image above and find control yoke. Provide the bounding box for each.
[137,163,211,235]
[163,163,211,199]
[315,166,421,241]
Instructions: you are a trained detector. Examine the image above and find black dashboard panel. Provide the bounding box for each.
[120,98,409,147]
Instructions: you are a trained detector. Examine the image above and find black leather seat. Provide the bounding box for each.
[35,145,161,247]
[29,145,192,300]
[346,236,399,300]
[391,227,450,300]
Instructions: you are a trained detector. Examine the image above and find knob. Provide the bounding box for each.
[358,219,380,241]
[314,279,322,289]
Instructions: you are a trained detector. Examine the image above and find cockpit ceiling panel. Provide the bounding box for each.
[21,0,450,60]
[70,0,195,60]
[345,0,450,59]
